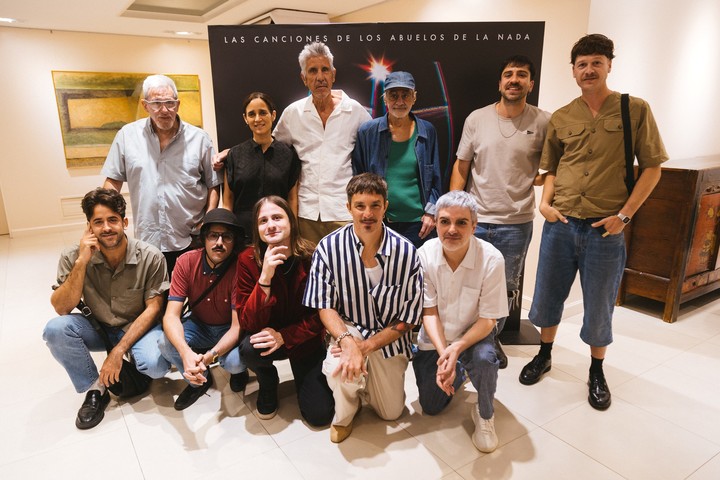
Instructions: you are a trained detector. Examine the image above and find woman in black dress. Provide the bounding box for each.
[222,92,300,243]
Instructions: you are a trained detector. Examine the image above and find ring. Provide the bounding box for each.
[602,231,610,238]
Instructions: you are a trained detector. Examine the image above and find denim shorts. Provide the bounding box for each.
[528,217,626,347]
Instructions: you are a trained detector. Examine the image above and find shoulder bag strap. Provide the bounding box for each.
[621,93,636,194]
[181,254,236,317]
[76,300,114,354]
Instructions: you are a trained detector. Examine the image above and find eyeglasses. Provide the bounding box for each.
[144,100,179,112]
[206,231,235,243]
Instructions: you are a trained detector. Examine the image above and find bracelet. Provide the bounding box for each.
[258,282,271,288]
[335,331,353,345]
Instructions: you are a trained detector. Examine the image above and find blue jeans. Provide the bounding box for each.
[157,317,245,382]
[529,218,626,347]
[412,329,498,419]
[474,221,533,333]
[43,314,167,393]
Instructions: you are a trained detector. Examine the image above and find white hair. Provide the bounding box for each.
[298,42,334,73]
[435,191,479,225]
[142,74,178,99]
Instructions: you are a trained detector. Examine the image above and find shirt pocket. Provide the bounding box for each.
[556,123,586,148]
[112,288,146,318]
[603,118,625,136]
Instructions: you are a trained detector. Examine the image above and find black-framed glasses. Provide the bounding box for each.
[206,231,235,243]
[144,100,179,112]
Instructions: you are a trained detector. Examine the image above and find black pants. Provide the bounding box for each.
[240,335,334,426]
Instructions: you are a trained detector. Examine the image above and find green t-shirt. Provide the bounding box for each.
[386,129,424,222]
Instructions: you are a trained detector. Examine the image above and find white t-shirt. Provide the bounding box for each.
[416,237,508,350]
[456,103,550,224]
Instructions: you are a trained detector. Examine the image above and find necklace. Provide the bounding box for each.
[497,105,528,139]
[279,256,297,276]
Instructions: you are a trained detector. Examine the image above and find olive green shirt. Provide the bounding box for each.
[540,92,668,218]
[55,237,169,329]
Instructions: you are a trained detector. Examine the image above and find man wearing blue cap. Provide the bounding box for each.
[352,71,442,248]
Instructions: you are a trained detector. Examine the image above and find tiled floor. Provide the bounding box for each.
[2,230,720,479]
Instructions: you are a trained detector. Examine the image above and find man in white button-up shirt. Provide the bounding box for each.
[414,191,508,453]
[274,42,371,244]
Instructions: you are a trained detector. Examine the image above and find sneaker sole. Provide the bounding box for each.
[257,408,278,420]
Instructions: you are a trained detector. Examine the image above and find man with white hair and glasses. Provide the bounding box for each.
[102,74,220,275]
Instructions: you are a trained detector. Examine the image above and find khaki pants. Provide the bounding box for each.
[322,325,409,427]
[298,217,348,245]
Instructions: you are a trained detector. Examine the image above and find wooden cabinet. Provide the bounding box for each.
[617,155,720,322]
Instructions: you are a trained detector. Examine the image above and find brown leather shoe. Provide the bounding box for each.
[330,422,353,443]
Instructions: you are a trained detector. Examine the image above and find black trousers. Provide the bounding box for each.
[240,335,334,426]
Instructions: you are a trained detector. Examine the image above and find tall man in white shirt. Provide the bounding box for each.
[414,191,508,452]
[274,42,372,244]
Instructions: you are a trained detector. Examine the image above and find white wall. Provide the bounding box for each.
[0,27,216,236]
[588,0,720,159]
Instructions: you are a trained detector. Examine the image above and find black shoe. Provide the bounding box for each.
[588,371,611,410]
[76,389,110,430]
[229,370,249,393]
[519,355,551,385]
[494,336,508,369]
[174,370,213,411]
[256,382,279,420]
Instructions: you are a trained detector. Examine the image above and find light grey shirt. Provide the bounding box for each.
[101,117,220,252]
[55,237,170,329]
[456,103,550,224]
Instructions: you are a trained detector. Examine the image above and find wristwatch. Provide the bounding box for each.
[210,349,219,364]
[617,212,631,224]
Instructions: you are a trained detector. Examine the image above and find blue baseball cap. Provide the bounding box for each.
[384,71,415,91]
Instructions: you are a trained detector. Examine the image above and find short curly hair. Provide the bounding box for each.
[81,188,126,221]
[571,34,615,64]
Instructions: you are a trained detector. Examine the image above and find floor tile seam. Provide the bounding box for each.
[548,429,629,478]
[657,355,720,384]
[607,393,720,450]
[120,408,149,480]
[0,418,128,467]
[683,451,720,480]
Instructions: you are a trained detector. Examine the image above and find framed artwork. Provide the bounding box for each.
[51,71,203,167]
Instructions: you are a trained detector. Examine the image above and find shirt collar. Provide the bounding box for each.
[201,249,234,276]
[350,224,391,258]
[250,137,274,152]
[437,237,477,270]
[302,90,350,113]
[144,115,183,137]
[89,236,138,268]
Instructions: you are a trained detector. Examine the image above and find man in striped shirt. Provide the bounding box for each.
[303,173,423,443]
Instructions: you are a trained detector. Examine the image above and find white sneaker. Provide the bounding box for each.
[471,406,498,453]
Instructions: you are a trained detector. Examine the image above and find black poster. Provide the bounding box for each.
[208,22,545,180]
